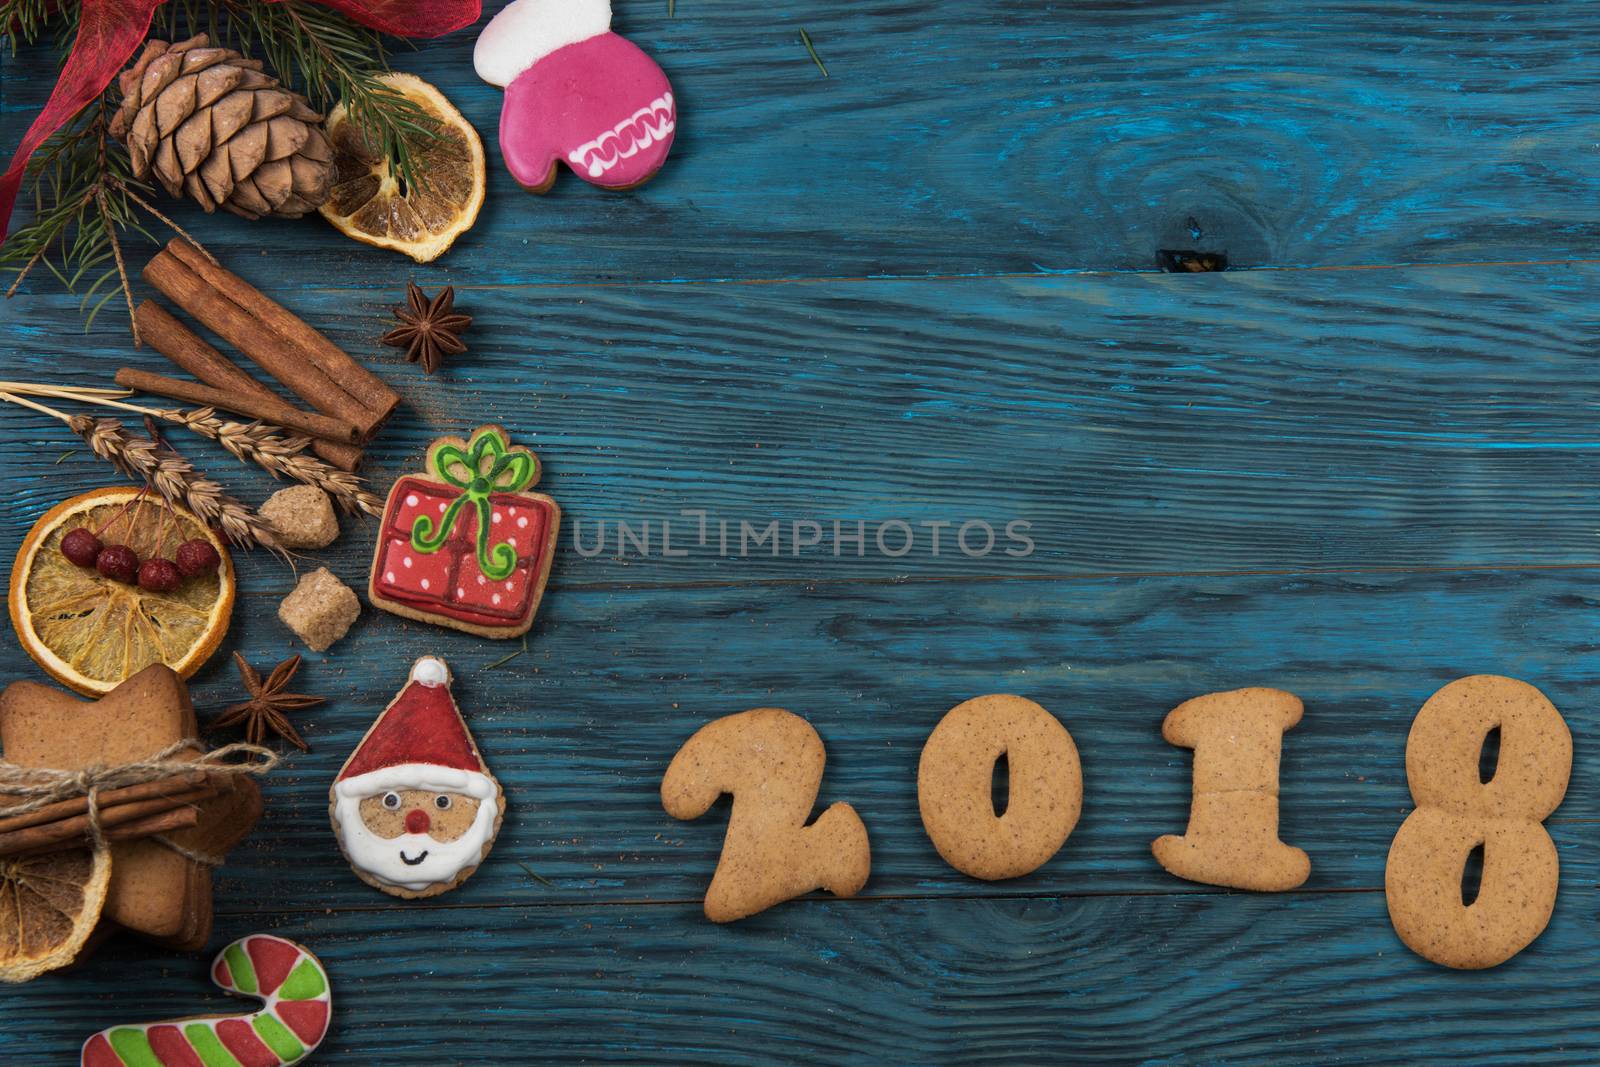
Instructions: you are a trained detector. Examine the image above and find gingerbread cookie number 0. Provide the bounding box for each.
[662,709,871,922]
[1385,675,1572,969]
[918,695,1082,881]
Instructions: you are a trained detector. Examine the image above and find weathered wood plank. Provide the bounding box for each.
[0,567,1587,911]
[2,891,1595,1064]
[6,0,1600,287]
[4,264,1598,580]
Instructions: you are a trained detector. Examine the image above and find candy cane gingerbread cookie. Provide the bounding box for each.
[474,0,676,192]
[81,934,331,1066]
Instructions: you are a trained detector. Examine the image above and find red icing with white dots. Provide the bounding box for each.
[373,477,557,630]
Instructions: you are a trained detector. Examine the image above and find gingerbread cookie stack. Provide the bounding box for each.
[0,666,265,982]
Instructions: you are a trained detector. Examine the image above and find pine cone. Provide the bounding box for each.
[110,35,333,220]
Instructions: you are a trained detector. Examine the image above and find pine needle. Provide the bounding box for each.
[0,0,62,50]
[517,861,555,888]
[192,0,443,191]
[484,636,529,671]
[799,28,828,78]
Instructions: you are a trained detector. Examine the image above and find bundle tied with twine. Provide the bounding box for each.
[0,740,278,865]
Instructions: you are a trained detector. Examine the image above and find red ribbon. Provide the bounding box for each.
[0,0,481,242]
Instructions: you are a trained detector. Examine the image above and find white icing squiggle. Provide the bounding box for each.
[568,93,676,178]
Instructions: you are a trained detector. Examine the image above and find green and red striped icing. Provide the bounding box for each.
[81,935,331,1067]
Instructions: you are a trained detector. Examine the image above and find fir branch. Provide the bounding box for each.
[3,0,436,330]
[0,103,154,339]
[182,0,441,190]
[0,0,63,51]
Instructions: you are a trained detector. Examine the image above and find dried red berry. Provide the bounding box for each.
[175,539,222,578]
[137,558,183,593]
[95,544,139,584]
[60,528,102,567]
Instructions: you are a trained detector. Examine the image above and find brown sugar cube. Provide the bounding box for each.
[260,485,340,549]
[279,567,361,652]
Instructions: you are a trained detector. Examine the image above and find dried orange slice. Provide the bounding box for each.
[319,73,486,263]
[0,846,111,983]
[9,487,235,696]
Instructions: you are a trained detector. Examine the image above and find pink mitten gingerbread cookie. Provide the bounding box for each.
[330,657,505,899]
[369,425,560,639]
[474,0,676,192]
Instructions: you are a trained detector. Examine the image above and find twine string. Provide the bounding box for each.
[0,739,279,866]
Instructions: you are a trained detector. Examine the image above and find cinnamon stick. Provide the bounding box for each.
[0,785,218,858]
[143,249,382,437]
[136,300,362,472]
[0,769,209,836]
[17,807,201,859]
[116,367,363,445]
[167,238,400,425]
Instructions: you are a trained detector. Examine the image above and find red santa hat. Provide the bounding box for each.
[333,657,497,802]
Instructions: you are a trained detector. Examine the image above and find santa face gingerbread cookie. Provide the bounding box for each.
[330,657,505,898]
[474,0,676,192]
[369,425,560,639]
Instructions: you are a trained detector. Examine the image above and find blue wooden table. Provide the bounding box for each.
[2,2,1598,1063]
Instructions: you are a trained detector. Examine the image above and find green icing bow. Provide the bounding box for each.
[410,429,539,581]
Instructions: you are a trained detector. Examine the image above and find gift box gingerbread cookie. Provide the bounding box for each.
[474,0,676,192]
[369,425,559,639]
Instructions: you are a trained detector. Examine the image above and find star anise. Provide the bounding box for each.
[380,282,471,374]
[206,652,324,752]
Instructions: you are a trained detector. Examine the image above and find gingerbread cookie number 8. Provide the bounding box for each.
[662,709,870,922]
[1385,675,1572,969]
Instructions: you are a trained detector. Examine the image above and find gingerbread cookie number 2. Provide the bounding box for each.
[1385,675,1572,969]
[662,709,871,922]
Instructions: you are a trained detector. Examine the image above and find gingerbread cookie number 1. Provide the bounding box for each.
[662,709,871,922]
[1385,675,1571,969]
[1152,688,1310,892]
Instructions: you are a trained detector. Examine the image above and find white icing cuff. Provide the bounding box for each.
[335,763,497,801]
[411,656,451,687]
[474,0,613,87]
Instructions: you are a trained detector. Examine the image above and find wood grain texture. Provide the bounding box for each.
[3,264,1599,581]
[58,565,1591,910]
[3,1,1599,1061]
[5,1,1600,288]
[2,893,1596,1065]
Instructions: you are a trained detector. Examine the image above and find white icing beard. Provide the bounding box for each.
[333,765,499,892]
